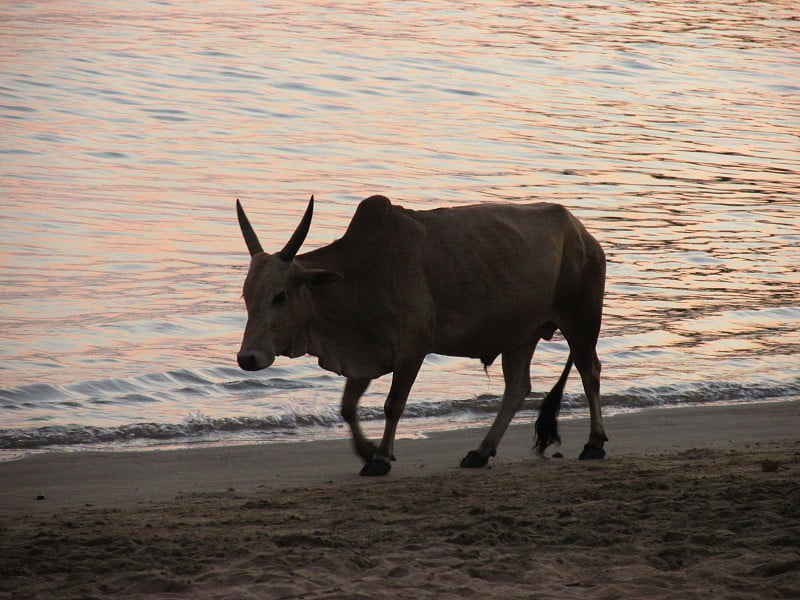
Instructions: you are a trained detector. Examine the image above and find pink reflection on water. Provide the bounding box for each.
[1,0,798,395]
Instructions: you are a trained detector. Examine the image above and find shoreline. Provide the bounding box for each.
[1,399,797,516]
[1,400,798,600]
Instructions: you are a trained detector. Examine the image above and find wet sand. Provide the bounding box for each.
[1,401,798,599]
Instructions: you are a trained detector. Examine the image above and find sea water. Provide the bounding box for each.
[1,0,798,458]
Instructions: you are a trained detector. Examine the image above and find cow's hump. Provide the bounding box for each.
[345,195,393,237]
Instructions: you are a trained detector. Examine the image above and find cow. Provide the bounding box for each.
[236,194,608,476]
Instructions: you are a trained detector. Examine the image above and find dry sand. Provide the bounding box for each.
[1,401,798,599]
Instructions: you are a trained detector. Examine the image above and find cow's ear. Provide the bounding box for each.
[293,268,343,287]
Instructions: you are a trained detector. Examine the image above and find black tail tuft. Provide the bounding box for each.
[533,355,573,455]
[534,391,562,455]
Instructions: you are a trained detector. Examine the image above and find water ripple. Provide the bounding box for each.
[1,0,798,454]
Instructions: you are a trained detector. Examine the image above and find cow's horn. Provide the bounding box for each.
[278,195,314,262]
[236,199,264,257]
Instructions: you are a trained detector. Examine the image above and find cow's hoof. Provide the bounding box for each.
[460,450,490,468]
[579,444,606,460]
[360,458,392,477]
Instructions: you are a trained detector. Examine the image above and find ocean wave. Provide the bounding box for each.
[0,367,316,409]
[0,378,797,452]
[0,410,339,450]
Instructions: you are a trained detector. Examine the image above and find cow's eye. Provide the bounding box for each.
[271,291,287,307]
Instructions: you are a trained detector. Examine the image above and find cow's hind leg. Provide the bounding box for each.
[570,340,608,459]
[461,342,536,468]
[341,377,375,462]
[360,359,423,477]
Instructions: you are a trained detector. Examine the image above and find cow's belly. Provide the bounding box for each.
[431,306,556,363]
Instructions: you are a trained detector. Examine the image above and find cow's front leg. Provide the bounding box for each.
[340,377,375,462]
[361,360,423,476]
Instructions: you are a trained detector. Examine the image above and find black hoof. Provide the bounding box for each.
[460,450,491,469]
[579,444,606,460]
[360,458,392,477]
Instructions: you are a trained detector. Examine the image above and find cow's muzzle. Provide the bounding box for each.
[237,350,272,371]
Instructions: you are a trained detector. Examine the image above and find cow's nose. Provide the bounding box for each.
[237,352,261,371]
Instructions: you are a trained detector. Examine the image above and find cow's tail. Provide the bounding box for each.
[534,354,573,455]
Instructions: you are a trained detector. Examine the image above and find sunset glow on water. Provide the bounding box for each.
[1,0,798,455]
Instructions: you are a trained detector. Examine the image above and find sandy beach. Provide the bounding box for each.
[1,400,798,599]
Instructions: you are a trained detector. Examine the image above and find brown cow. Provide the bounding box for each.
[236,195,608,476]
